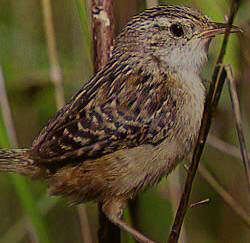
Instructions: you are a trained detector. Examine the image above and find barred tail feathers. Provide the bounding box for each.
[0,148,39,176]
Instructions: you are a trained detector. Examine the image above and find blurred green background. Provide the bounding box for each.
[0,0,249,242]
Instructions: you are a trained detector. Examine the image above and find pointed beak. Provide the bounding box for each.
[198,22,243,39]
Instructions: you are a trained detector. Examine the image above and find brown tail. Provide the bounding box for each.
[0,148,40,176]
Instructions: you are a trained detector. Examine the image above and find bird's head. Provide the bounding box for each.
[113,5,242,75]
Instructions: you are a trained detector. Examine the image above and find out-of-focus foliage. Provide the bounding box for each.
[0,1,249,242]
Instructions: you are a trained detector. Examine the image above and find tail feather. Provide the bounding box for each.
[0,148,40,176]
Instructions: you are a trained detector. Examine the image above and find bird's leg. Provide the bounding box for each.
[102,199,155,243]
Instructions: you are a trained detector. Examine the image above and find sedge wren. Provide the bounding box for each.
[0,5,241,243]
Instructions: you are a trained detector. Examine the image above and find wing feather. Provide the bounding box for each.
[31,61,177,163]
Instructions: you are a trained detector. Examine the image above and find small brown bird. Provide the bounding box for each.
[0,5,241,243]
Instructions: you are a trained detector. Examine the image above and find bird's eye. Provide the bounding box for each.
[170,23,184,37]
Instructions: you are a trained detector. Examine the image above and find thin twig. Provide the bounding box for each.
[41,1,92,242]
[167,169,187,243]
[41,0,65,109]
[77,205,93,243]
[198,164,250,227]
[0,66,18,147]
[167,1,241,242]
[226,65,250,190]
[189,198,210,208]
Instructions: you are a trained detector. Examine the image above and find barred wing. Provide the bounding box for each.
[31,61,177,163]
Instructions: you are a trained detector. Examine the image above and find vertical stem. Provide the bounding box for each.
[77,204,93,243]
[41,1,92,242]
[41,0,65,109]
[226,66,250,190]
[167,169,187,243]
[91,0,118,242]
[91,0,114,72]
[167,1,241,242]
[0,66,18,147]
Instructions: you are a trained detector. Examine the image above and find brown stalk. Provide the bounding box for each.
[41,1,92,242]
[167,169,187,243]
[91,0,114,72]
[0,66,18,147]
[167,1,242,242]
[41,0,65,109]
[226,65,250,190]
[90,0,118,242]
[189,198,210,208]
